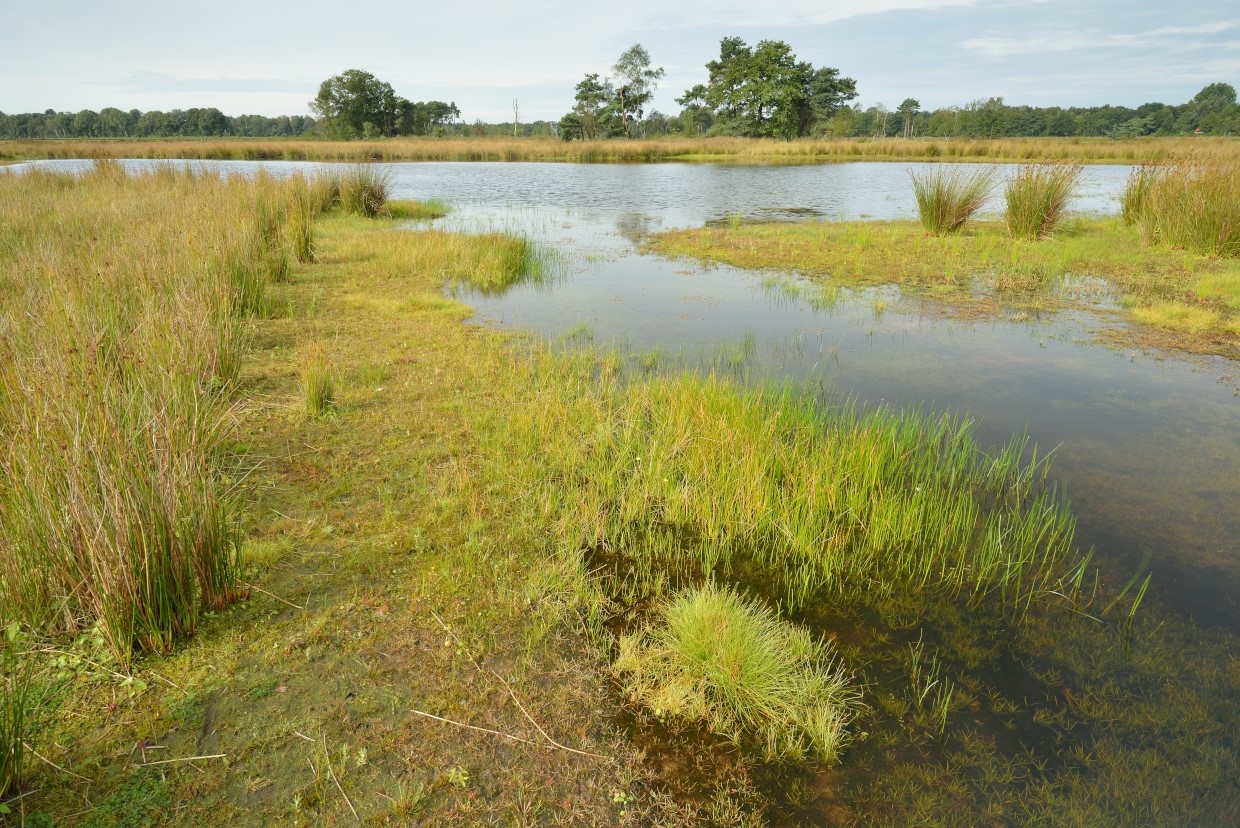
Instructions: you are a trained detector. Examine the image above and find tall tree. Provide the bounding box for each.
[572,73,612,139]
[611,44,665,138]
[897,98,921,138]
[310,69,401,139]
[684,37,857,138]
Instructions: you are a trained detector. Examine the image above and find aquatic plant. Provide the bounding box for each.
[614,583,860,763]
[909,166,996,234]
[1005,162,1082,239]
[337,164,392,218]
[1131,157,1240,257]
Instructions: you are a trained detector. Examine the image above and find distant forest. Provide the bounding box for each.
[2,84,1236,141]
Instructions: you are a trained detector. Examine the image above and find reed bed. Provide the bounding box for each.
[910,166,996,234]
[1005,163,1083,239]
[1127,157,1240,257]
[0,163,308,663]
[615,583,860,763]
[5,136,1238,166]
[512,367,1085,616]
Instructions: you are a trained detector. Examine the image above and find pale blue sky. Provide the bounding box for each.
[2,1,1237,121]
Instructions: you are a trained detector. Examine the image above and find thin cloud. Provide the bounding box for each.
[963,19,1238,58]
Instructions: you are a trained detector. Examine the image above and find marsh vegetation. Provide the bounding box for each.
[1,154,1238,825]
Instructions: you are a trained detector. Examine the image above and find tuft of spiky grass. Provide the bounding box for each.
[615,583,860,763]
[442,232,545,295]
[1133,157,1240,257]
[286,179,318,263]
[337,165,392,218]
[1005,163,1082,240]
[299,341,334,416]
[909,166,996,234]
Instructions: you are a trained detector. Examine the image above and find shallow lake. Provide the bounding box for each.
[15,158,1240,631]
[14,156,1240,819]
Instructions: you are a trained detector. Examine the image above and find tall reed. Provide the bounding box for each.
[0,164,303,662]
[337,165,392,218]
[910,166,996,234]
[1005,163,1083,239]
[1130,157,1240,257]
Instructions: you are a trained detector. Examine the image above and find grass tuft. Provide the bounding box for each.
[1005,162,1083,240]
[1131,157,1240,257]
[910,166,996,235]
[615,583,860,763]
[337,165,392,218]
[298,341,335,416]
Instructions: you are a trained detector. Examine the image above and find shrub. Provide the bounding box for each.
[615,584,860,763]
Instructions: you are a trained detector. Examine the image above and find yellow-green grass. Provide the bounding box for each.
[910,166,996,234]
[615,584,861,763]
[648,217,1240,356]
[388,198,449,220]
[1128,157,1240,257]
[9,201,1236,825]
[4,135,1240,165]
[0,164,307,664]
[1004,162,1082,240]
[297,340,334,415]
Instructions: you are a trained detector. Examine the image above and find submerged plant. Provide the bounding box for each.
[615,584,860,763]
[909,166,996,234]
[1004,162,1083,239]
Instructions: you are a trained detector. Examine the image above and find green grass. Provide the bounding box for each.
[647,217,1240,355]
[513,369,1086,615]
[615,584,860,763]
[297,340,334,416]
[388,199,449,220]
[1129,157,1240,257]
[0,164,280,664]
[1004,162,1082,240]
[6,176,1238,826]
[910,166,996,235]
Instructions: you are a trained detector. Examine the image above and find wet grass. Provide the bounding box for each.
[4,136,1238,165]
[615,584,861,764]
[648,217,1240,357]
[1128,157,1240,258]
[910,166,995,234]
[1004,163,1083,240]
[5,172,1238,825]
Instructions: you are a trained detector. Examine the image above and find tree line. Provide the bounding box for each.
[0,107,316,139]
[3,59,1235,141]
[830,83,1240,139]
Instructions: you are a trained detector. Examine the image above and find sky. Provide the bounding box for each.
[2,0,1238,122]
